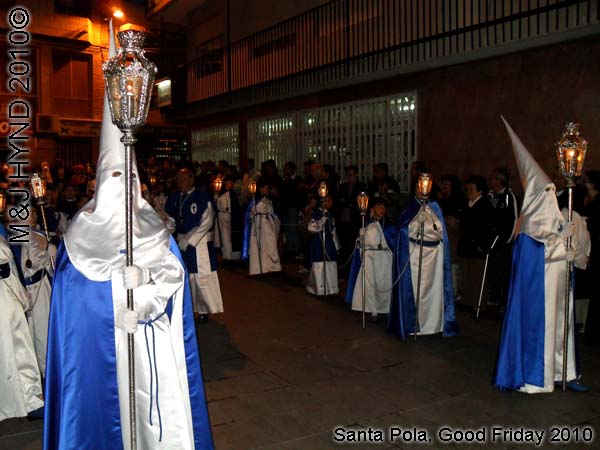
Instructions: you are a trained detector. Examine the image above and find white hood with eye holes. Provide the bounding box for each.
[501,117,564,243]
[64,21,170,281]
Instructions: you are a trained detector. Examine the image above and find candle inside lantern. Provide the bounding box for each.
[126,80,134,119]
[318,181,328,199]
[248,180,257,195]
[357,192,369,215]
[417,173,432,199]
[0,192,6,216]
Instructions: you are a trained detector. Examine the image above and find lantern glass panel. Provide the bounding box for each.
[417,173,432,198]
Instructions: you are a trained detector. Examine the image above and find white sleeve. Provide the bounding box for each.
[186,202,215,247]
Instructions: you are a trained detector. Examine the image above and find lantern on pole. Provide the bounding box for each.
[103,29,157,450]
[248,179,257,196]
[413,173,433,340]
[357,192,369,329]
[30,173,51,240]
[149,175,157,188]
[556,122,587,392]
[213,176,223,194]
[318,181,329,297]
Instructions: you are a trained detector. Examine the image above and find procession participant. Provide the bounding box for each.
[346,198,395,321]
[0,222,44,421]
[165,168,224,322]
[11,207,56,374]
[306,194,340,296]
[43,23,214,450]
[214,175,243,261]
[494,118,588,393]
[387,181,458,340]
[243,178,281,275]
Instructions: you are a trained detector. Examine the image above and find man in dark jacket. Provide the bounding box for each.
[457,175,495,314]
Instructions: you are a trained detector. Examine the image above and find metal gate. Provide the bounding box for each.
[190,124,239,165]
[248,92,417,192]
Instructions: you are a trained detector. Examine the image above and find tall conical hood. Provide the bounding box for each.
[501,116,563,241]
[64,21,170,281]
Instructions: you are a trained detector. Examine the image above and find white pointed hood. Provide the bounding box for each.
[64,21,170,281]
[501,116,564,242]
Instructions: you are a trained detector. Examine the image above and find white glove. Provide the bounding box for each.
[559,221,575,240]
[566,248,577,262]
[178,238,189,251]
[114,304,139,334]
[122,265,150,289]
[47,243,57,259]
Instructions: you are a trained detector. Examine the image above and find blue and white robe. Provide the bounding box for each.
[387,198,457,340]
[493,209,589,393]
[345,219,396,314]
[242,196,281,275]
[43,239,215,450]
[165,188,223,314]
[306,209,339,295]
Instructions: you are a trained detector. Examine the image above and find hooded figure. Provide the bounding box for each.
[214,176,243,261]
[493,118,587,393]
[345,199,396,317]
[0,223,44,421]
[43,23,214,450]
[386,196,458,340]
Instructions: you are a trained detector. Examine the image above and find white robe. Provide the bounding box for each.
[520,209,590,393]
[306,215,340,296]
[215,191,241,260]
[0,236,44,421]
[249,198,281,275]
[19,229,53,374]
[351,221,393,313]
[408,204,445,335]
[111,251,198,449]
[177,203,224,315]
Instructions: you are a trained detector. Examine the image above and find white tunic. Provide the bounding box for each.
[215,191,241,260]
[351,221,393,313]
[177,202,224,315]
[408,204,445,335]
[306,215,340,296]
[0,236,44,420]
[19,229,53,374]
[249,198,281,275]
[112,252,198,449]
[520,209,590,393]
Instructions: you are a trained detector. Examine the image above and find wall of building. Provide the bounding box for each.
[188,36,600,190]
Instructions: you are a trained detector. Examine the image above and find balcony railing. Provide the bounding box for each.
[177,0,599,108]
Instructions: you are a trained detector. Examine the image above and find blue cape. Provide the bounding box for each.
[0,223,8,240]
[43,239,214,450]
[345,219,396,304]
[242,198,255,261]
[386,198,458,340]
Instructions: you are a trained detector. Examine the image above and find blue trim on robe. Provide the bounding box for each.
[344,219,396,304]
[43,238,214,450]
[242,198,254,261]
[386,198,458,340]
[493,233,546,391]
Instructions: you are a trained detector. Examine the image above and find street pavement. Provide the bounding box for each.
[1,262,599,450]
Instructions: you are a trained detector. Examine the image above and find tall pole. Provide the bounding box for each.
[254,199,263,274]
[414,202,426,340]
[38,206,55,270]
[322,208,327,297]
[562,182,574,392]
[123,131,137,450]
[361,214,366,329]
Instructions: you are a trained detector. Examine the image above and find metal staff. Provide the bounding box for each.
[556,122,587,392]
[103,28,157,449]
[30,173,55,270]
[318,182,329,297]
[414,173,433,340]
[357,192,369,329]
[476,235,499,319]
[248,180,263,273]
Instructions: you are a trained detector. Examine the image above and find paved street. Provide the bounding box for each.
[1,263,599,450]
